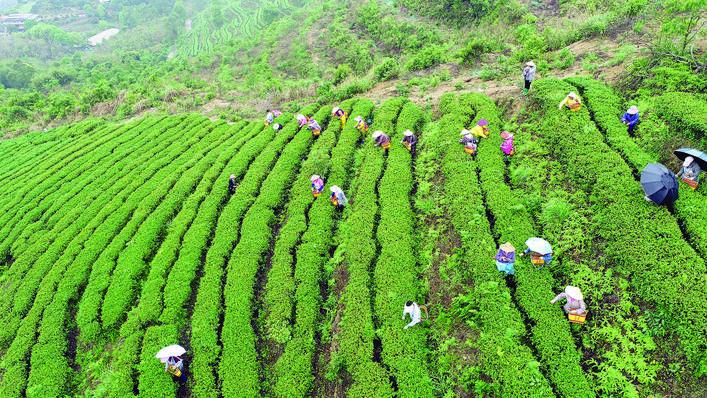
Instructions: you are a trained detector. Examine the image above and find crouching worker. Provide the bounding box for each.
[332,106,348,127]
[329,185,348,210]
[470,119,490,139]
[494,242,516,276]
[354,116,369,134]
[621,106,639,134]
[500,131,515,163]
[402,301,429,329]
[559,92,582,111]
[165,356,187,382]
[401,130,417,155]
[460,129,478,157]
[272,123,283,132]
[372,131,391,151]
[677,156,702,190]
[308,119,322,137]
[228,174,237,195]
[265,109,281,126]
[551,286,587,324]
[297,114,310,128]
[311,174,325,197]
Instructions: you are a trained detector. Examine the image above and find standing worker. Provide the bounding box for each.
[621,106,640,134]
[470,119,490,139]
[332,106,348,128]
[494,242,516,276]
[500,131,515,163]
[459,129,478,157]
[551,286,588,323]
[401,130,418,155]
[311,175,325,197]
[402,301,428,329]
[228,174,237,195]
[372,131,391,151]
[559,92,582,111]
[308,118,322,137]
[329,185,348,210]
[522,61,536,94]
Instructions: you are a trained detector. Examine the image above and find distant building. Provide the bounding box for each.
[0,13,39,32]
[88,28,119,46]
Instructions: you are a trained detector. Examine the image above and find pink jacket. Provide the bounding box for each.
[501,138,514,155]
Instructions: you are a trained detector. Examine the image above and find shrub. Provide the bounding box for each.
[333,63,352,85]
[405,45,447,72]
[552,48,575,70]
[374,57,400,82]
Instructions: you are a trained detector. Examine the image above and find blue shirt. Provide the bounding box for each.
[621,112,639,127]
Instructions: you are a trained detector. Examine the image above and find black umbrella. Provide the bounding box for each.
[641,163,679,205]
[674,148,707,170]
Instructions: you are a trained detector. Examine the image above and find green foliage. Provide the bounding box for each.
[459,37,493,65]
[333,63,352,84]
[405,45,448,72]
[374,57,400,82]
[552,48,575,70]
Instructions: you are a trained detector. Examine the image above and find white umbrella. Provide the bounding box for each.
[155,345,186,363]
[525,237,552,255]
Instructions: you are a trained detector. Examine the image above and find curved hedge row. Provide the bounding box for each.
[331,97,406,397]
[529,79,707,370]
[218,105,334,397]
[0,116,220,398]
[466,93,593,398]
[271,99,374,397]
[435,93,555,397]
[566,77,707,258]
[372,101,434,398]
[653,92,706,146]
[187,106,324,398]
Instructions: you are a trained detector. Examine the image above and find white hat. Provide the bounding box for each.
[568,92,577,98]
[332,107,340,115]
[403,130,414,137]
[627,106,638,115]
[354,115,363,122]
[330,185,341,193]
[684,156,694,167]
[460,129,471,136]
[526,61,535,67]
[372,131,383,139]
[311,175,320,182]
[565,286,583,300]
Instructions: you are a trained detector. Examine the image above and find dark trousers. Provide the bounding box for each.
[524,80,531,90]
[627,124,636,134]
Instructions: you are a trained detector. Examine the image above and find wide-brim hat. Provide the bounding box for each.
[331,107,340,115]
[311,175,320,182]
[568,92,577,98]
[330,185,340,192]
[565,286,583,300]
[372,131,383,139]
[354,116,363,122]
[460,129,471,136]
[628,106,638,115]
[403,130,414,137]
[500,131,513,140]
[500,242,515,252]
[684,156,694,167]
[526,61,535,67]
[477,119,489,126]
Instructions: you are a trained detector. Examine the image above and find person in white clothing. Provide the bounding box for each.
[402,301,428,329]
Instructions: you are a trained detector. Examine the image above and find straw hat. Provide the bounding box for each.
[230,174,236,179]
[526,61,535,67]
[500,131,513,140]
[311,175,320,182]
[332,107,340,115]
[499,242,515,252]
[477,119,489,126]
[568,92,577,98]
[565,286,583,300]
[627,106,638,115]
[403,130,414,137]
[330,185,340,193]
[372,131,383,139]
[460,129,471,136]
[684,156,694,167]
[354,115,363,122]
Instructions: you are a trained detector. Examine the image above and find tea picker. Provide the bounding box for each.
[494,242,516,276]
[520,237,553,268]
[470,119,490,139]
[551,286,588,324]
[297,114,310,128]
[401,130,417,154]
[558,92,581,111]
[674,148,706,190]
[308,118,322,137]
[500,131,515,163]
[156,344,187,382]
[310,174,325,198]
[459,129,478,157]
[332,106,348,128]
[621,106,639,134]
[329,185,348,210]
[228,174,237,195]
[372,131,391,151]
[402,301,429,329]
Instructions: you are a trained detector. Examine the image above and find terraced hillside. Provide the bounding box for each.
[0,82,705,398]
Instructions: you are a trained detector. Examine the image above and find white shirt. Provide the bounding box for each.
[402,302,422,329]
